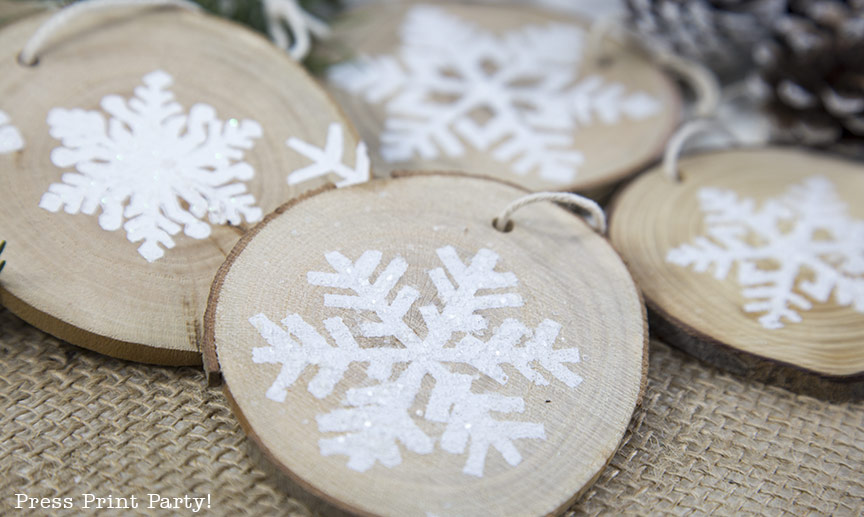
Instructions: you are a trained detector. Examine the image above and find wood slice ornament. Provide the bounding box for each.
[0,1,368,365]
[204,173,647,516]
[321,1,681,198]
[610,144,864,400]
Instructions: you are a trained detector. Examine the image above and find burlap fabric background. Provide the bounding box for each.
[1,307,861,516]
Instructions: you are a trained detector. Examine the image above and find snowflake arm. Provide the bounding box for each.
[318,364,433,471]
[327,56,407,103]
[834,276,864,312]
[457,318,582,388]
[308,250,423,347]
[43,108,114,176]
[420,246,523,341]
[434,370,545,477]
[526,319,583,388]
[0,110,24,153]
[250,311,410,401]
[567,76,661,126]
[782,176,850,228]
[286,123,371,187]
[667,188,773,280]
[666,233,744,280]
[101,70,183,135]
[736,261,811,328]
[486,122,584,183]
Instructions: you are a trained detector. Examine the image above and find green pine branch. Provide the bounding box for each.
[192,0,344,35]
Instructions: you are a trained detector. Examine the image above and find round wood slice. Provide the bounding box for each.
[205,173,647,517]
[0,8,361,364]
[610,148,864,400]
[321,1,681,198]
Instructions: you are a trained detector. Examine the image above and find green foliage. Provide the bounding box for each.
[1,0,344,38]
[189,0,346,70]
[191,0,343,36]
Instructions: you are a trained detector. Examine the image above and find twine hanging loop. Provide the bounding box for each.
[19,0,200,66]
[493,192,606,234]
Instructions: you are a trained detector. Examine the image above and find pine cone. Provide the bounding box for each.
[628,0,864,154]
[626,0,787,80]
[754,1,864,148]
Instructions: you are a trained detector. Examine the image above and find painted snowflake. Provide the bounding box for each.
[286,122,370,187]
[250,246,582,477]
[328,5,660,184]
[0,110,24,154]
[38,70,263,262]
[667,176,864,329]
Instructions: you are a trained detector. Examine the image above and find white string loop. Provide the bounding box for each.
[263,0,330,61]
[586,18,721,119]
[653,50,721,118]
[663,118,737,182]
[493,192,606,235]
[19,0,201,66]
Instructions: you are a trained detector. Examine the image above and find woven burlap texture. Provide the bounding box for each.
[0,307,861,516]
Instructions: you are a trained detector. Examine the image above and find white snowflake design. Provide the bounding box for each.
[250,246,582,477]
[0,110,24,154]
[667,176,864,329]
[328,5,660,184]
[287,122,370,187]
[38,70,264,262]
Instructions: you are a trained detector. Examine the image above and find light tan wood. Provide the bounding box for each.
[610,148,864,399]
[0,8,361,364]
[205,172,647,517]
[321,1,681,197]
[0,0,45,27]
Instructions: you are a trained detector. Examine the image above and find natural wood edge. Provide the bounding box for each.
[607,147,864,402]
[202,183,338,385]
[0,286,201,366]
[559,63,682,195]
[555,302,649,516]
[205,171,650,515]
[647,300,864,402]
[223,385,374,517]
[390,168,530,193]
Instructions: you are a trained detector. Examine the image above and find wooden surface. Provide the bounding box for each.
[609,148,864,399]
[322,1,681,196]
[206,173,647,517]
[0,7,360,364]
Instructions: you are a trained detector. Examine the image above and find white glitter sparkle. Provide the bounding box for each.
[250,246,582,477]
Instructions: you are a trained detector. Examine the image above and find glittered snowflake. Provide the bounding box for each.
[38,70,263,262]
[250,246,582,477]
[667,176,864,329]
[328,4,660,184]
[286,122,370,187]
[0,110,24,154]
